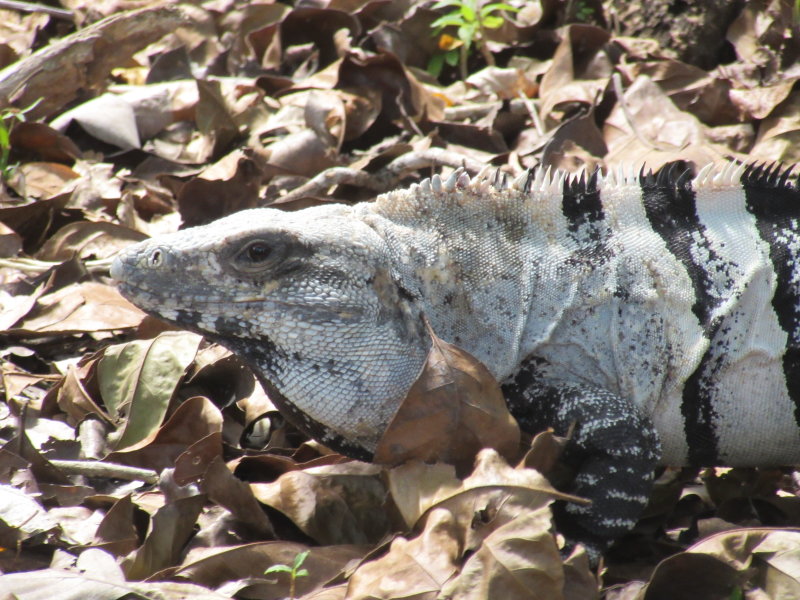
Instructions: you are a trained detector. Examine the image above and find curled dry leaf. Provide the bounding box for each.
[199,456,276,540]
[603,74,722,168]
[348,451,582,600]
[374,327,520,475]
[250,461,388,545]
[639,528,800,599]
[15,162,79,199]
[36,221,147,262]
[387,449,579,542]
[9,121,81,162]
[751,92,800,164]
[173,431,224,486]
[108,396,223,472]
[345,508,461,600]
[122,493,207,581]
[92,494,140,557]
[438,506,565,600]
[9,281,146,335]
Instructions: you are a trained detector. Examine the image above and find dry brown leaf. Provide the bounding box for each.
[538,25,612,122]
[108,396,223,471]
[620,59,736,125]
[196,78,239,158]
[174,432,224,486]
[0,281,44,331]
[36,221,147,262]
[176,149,265,227]
[387,450,576,535]
[438,506,564,600]
[726,0,796,76]
[374,327,520,474]
[122,493,207,581]
[9,121,81,162]
[175,541,365,598]
[641,552,741,600]
[200,456,276,540]
[57,363,114,426]
[15,162,79,199]
[346,508,461,600]
[518,429,571,476]
[11,281,146,335]
[541,107,607,172]
[92,494,140,557]
[1,365,52,404]
[751,91,800,163]
[0,221,22,257]
[0,564,235,600]
[728,80,797,121]
[603,75,722,169]
[250,461,388,545]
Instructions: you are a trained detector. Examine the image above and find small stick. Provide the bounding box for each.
[49,459,159,484]
[0,1,74,20]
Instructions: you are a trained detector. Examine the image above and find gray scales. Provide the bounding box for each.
[111,161,800,558]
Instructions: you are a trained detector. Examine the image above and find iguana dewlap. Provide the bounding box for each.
[111,161,800,557]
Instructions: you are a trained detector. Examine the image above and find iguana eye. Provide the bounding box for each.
[234,239,283,272]
[246,242,272,263]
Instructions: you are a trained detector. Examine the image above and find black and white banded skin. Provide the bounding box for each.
[111,161,800,559]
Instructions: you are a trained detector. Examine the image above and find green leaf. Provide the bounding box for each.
[0,126,9,149]
[480,2,520,17]
[431,14,467,29]
[295,569,310,578]
[264,564,293,575]
[482,14,504,28]
[292,550,310,570]
[459,3,476,22]
[98,331,202,450]
[427,53,446,77]
[457,23,476,45]
[445,49,460,66]
[432,0,465,9]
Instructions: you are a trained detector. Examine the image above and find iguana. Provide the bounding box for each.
[110,161,800,558]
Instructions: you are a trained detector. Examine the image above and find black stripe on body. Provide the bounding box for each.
[562,170,613,265]
[640,164,723,465]
[562,170,604,234]
[741,163,800,429]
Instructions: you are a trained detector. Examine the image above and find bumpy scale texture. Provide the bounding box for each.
[111,161,800,557]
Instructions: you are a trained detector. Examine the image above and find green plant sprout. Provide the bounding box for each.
[0,99,41,181]
[264,549,310,600]
[428,0,519,79]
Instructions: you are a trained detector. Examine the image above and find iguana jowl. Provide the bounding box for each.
[111,161,800,557]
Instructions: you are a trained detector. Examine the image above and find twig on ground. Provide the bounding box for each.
[0,1,73,20]
[274,167,385,205]
[49,459,159,484]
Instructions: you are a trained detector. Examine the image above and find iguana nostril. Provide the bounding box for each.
[148,248,163,267]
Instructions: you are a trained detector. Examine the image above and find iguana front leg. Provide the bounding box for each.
[502,364,661,561]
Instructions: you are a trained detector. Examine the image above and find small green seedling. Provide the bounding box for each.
[428,0,519,79]
[265,549,310,600]
[0,99,42,181]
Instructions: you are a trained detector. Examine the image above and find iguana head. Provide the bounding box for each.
[111,204,429,454]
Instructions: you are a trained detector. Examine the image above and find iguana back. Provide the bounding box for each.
[361,163,800,468]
